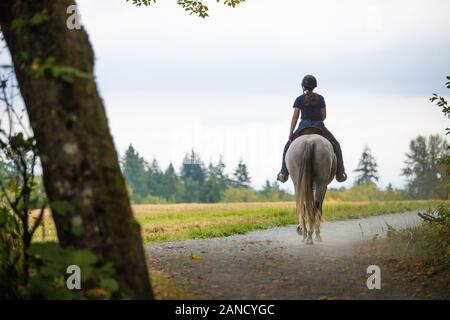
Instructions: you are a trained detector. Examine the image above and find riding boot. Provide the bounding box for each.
[331,141,347,182]
[277,140,292,183]
[320,126,347,183]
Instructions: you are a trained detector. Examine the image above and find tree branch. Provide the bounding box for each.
[30,201,47,238]
[418,212,444,224]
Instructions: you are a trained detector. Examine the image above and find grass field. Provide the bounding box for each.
[33,200,447,243]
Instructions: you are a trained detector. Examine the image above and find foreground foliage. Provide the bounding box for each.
[0,210,121,299]
[374,205,449,271]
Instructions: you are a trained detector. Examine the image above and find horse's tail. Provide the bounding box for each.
[297,142,316,227]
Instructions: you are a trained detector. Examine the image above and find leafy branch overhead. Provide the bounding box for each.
[127,0,245,18]
[430,76,450,135]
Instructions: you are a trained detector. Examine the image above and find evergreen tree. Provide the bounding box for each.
[233,159,251,188]
[386,183,394,193]
[261,179,274,195]
[261,179,280,195]
[200,177,222,203]
[259,179,286,201]
[180,178,201,203]
[122,145,148,201]
[354,145,379,185]
[180,149,206,184]
[146,157,163,197]
[208,155,230,190]
[159,163,182,202]
[150,158,162,174]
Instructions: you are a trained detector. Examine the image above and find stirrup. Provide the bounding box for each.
[277,172,289,183]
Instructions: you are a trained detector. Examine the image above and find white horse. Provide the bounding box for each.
[286,132,336,245]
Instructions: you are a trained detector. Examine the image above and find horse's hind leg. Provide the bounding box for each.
[305,203,315,245]
[297,211,308,243]
[306,218,314,245]
[314,186,327,242]
[313,211,322,242]
[295,186,304,237]
[314,222,322,242]
[301,204,307,242]
[296,198,308,242]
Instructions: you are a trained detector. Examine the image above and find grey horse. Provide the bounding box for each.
[286,133,336,245]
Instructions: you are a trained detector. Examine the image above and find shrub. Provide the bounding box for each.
[326,183,409,202]
[27,243,120,300]
[257,190,294,202]
[141,195,168,204]
[387,205,449,267]
[221,187,258,203]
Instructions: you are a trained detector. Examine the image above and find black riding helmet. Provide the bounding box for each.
[301,75,317,91]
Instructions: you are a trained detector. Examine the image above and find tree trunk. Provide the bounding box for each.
[0,0,153,299]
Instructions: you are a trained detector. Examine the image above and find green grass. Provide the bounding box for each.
[139,200,447,242]
[34,200,447,244]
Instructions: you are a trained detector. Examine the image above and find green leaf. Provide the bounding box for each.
[71,250,98,266]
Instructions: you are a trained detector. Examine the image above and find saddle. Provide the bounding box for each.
[299,127,323,136]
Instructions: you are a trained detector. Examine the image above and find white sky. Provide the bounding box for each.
[2,0,450,192]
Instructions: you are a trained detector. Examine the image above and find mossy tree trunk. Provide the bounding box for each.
[0,0,153,299]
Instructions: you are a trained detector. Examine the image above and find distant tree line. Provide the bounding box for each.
[120,145,291,203]
[121,131,448,204]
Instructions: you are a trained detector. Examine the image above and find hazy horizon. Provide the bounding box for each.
[2,0,450,192]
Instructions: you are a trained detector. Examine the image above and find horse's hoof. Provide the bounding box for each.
[297,226,303,236]
[306,239,314,245]
[315,235,322,242]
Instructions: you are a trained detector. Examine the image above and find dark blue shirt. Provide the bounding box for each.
[293,93,326,121]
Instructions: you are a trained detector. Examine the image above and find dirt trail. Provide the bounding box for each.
[146,211,449,299]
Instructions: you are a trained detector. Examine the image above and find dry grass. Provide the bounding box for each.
[133,201,297,215]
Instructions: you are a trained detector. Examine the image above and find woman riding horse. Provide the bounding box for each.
[277,75,347,183]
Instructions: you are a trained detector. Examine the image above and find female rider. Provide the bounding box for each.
[277,75,347,183]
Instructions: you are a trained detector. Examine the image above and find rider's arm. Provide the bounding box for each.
[289,108,300,140]
[321,107,327,120]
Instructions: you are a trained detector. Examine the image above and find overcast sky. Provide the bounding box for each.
[2,0,450,191]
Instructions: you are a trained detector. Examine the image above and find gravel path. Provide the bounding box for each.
[147,211,449,299]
